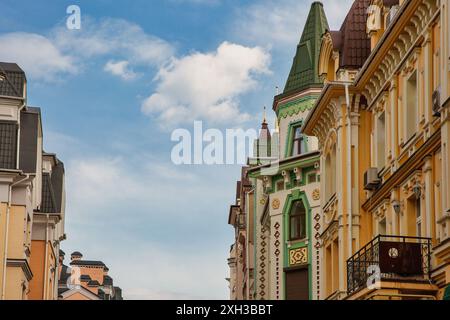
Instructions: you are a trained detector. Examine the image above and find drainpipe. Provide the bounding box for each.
[344,83,353,259]
[329,81,354,258]
[1,173,30,300]
[42,214,49,300]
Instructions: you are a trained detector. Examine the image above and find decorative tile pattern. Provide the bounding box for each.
[289,247,308,266]
[274,221,281,300]
[258,226,268,299]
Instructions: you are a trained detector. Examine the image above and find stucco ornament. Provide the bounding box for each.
[272,198,280,210]
[312,189,320,200]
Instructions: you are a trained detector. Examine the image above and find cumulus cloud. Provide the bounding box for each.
[0,18,174,82]
[104,60,138,80]
[52,17,174,67]
[141,41,271,128]
[233,0,354,49]
[0,32,76,81]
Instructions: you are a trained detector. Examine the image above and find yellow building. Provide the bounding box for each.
[0,62,66,300]
[29,153,66,300]
[303,0,450,300]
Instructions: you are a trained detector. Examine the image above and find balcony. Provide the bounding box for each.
[347,235,432,296]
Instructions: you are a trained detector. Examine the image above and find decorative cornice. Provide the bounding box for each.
[277,96,318,119]
[7,259,33,281]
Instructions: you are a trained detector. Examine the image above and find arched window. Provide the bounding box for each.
[289,200,306,241]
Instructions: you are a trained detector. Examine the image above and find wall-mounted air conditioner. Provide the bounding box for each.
[364,168,381,191]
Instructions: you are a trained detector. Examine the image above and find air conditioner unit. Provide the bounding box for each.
[432,87,441,117]
[364,168,381,190]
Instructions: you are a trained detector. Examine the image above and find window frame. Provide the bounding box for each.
[289,200,307,241]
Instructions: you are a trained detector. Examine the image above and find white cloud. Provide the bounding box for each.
[141,41,271,128]
[52,17,174,67]
[0,18,174,82]
[233,0,355,49]
[0,32,76,81]
[104,60,137,80]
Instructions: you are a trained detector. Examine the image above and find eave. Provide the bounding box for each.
[247,151,320,179]
[302,83,355,136]
[353,0,419,89]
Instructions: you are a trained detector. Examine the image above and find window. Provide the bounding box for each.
[416,198,422,237]
[276,180,285,191]
[325,145,337,201]
[308,173,317,183]
[406,71,418,140]
[379,218,387,236]
[377,112,386,170]
[289,200,306,241]
[407,196,422,237]
[292,127,305,156]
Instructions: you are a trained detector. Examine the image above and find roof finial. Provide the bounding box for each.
[262,106,267,124]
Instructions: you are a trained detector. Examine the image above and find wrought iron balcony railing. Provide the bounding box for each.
[347,235,432,295]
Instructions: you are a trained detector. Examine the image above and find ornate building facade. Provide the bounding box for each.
[228,2,328,300]
[228,0,450,301]
[303,0,450,300]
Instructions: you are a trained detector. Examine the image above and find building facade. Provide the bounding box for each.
[58,251,123,300]
[227,168,253,300]
[228,2,328,300]
[303,0,450,300]
[0,62,66,300]
[228,0,450,301]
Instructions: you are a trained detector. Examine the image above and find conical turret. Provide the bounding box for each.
[283,1,329,95]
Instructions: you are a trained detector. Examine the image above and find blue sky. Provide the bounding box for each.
[0,0,353,299]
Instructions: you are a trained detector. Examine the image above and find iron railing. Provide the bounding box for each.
[347,235,432,295]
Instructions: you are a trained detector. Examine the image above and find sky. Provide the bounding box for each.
[0,0,354,299]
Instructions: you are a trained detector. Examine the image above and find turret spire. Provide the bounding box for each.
[283,1,330,95]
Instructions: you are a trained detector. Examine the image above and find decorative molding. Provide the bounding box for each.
[289,247,308,266]
[272,198,280,210]
[278,97,317,119]
[7,259,33,281]
[312,189,320,201]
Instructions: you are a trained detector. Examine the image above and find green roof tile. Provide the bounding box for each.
[283,1,329,95]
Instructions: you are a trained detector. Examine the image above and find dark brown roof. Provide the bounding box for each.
[51,160,65,212]
[0,62,26,98]
[0,121,18,170]
[331,0,371,69]
[70,260,109,271]
[88,280,100,287]
[383,0,399,6]
[19,107,40,174]
[40,153,65,213]
[41,172,58,213]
